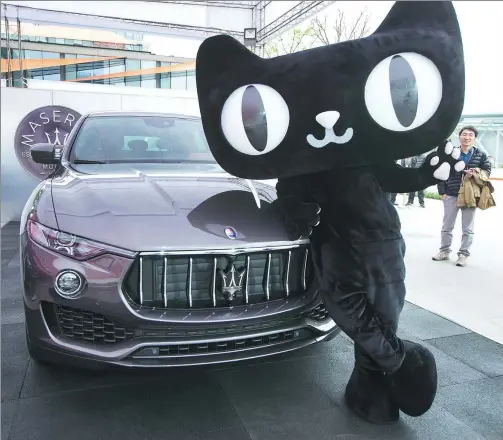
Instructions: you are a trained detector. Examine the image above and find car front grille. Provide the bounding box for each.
[55,304,134,344]
[123,246,314,309]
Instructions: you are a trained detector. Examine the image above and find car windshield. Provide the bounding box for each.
[69,115,216,164]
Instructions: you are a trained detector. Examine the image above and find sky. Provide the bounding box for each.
[5,0,503,115]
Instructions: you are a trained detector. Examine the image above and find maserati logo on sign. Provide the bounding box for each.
[14,105,82,180]
[218,263,247,302]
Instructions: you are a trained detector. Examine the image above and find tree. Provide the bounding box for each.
[310,6,371,45]
[255,5,371,58]
[261,26,316,58]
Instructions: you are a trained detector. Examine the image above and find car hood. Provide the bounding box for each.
[50,164,296,252]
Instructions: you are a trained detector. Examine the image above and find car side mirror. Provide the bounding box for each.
[30,143,63,164]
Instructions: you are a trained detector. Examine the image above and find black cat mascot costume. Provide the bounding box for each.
[195,1,465,425]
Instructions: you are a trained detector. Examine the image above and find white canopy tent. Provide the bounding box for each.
[2,1,332,51]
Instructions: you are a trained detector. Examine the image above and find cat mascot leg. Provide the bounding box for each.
[195,1,465,425]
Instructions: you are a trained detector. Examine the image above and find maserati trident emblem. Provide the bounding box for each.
[45,127,69,146]
[218,263,247,302]
[224,226,237,240]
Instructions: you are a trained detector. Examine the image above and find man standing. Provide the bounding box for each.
[389,158,411,206]
[432,126,492,266]
[406,154,426,207]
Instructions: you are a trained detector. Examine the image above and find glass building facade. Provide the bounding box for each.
[1,24,196,90]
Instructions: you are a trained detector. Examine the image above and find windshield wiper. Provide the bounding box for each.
[73,159,109,164]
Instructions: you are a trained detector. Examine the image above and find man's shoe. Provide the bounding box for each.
[432,251,450,261]
[420,204,425,208]
[456,254,468,267]
[406,203,412,206]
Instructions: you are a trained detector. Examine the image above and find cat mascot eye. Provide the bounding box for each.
[364,52,442,132]
[221,84,290,156]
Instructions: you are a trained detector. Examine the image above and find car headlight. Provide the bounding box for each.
[27,219,134,261]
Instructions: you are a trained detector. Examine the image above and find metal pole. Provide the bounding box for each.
[3,6,12,86]
[497,129,501,168]
[17,7,24,88]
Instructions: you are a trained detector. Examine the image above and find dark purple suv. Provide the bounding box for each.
[21,111,338,369]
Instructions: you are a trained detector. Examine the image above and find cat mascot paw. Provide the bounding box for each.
[274,197,320,240]
[422,140,466,181]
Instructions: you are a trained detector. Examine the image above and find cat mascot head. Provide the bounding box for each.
[196,1,465,180]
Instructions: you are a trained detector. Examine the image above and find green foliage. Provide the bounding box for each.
[262,26,316,58]
[424,191,442,200]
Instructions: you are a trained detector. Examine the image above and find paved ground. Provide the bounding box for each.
[2,218,503,440]
[399,193,503,345]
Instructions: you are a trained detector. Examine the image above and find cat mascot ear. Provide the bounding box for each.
[374,0,462,35]
[196,1,464,180]
[196,35,262,85]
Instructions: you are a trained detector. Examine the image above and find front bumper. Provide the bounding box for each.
[25,301,339,369]
[22,233,339,369]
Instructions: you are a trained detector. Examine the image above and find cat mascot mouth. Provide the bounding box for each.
[306,111,354,148]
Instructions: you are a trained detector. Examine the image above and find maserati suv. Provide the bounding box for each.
[21,111,339,369]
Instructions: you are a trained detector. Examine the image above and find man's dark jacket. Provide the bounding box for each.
[438,146,492,197]
[411,155,426,169]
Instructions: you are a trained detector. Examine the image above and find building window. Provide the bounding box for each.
[171,71,187,90]
[93,60,108,77]
[141,76,157,88]
[1,44,194,89]
[160,73,171,89]
[125,75,142,87]
[141,60,156,70]
[76,62,94,79]
[23,50,42,59]
[110,78,125,87]
[126,59,141,72]
[19,50,61,81]
[109,58,126,75]
[186,70,196,91]
[140,60,156,88]
[159,62,171,89]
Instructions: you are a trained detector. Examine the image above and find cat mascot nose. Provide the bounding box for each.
[316,111,341,129]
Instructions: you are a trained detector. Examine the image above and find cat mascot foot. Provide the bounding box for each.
[345,365,400,425]
[386,340,438,417]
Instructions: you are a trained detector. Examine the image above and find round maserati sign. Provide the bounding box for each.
[14,105,82,180]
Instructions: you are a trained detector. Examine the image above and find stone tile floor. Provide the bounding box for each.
[2,221,503,440]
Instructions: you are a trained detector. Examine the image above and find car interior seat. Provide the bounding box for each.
[156,137,192,160]
[128,139,149,156]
